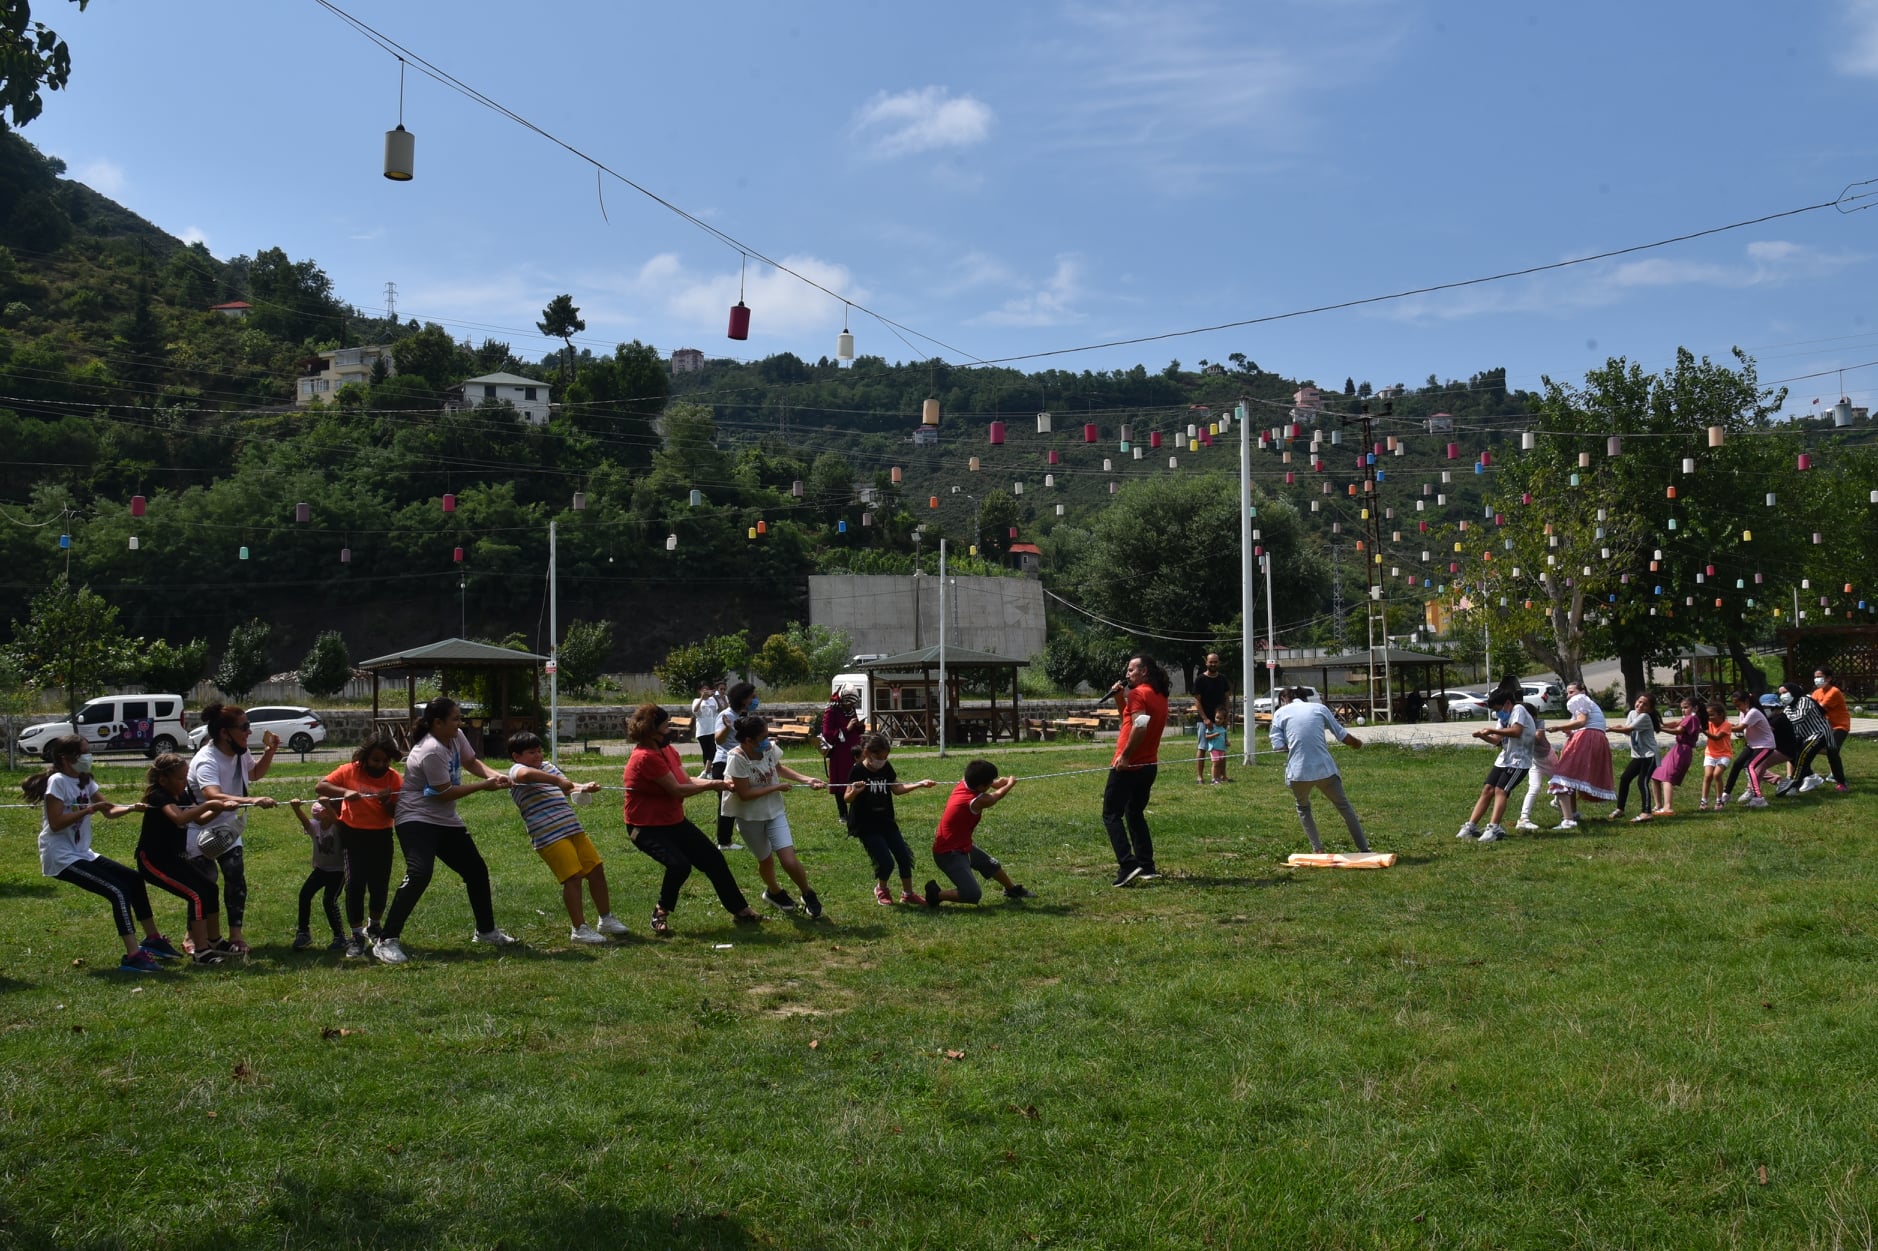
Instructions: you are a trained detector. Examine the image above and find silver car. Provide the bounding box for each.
[188,705,327,754]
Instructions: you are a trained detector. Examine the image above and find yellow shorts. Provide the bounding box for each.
[537,831,602,883]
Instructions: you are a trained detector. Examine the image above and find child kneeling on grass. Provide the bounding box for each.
[844,734,937,906]
[507,731,628,944]
[924,759,1029,907]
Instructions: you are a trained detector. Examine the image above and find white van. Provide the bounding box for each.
[16,695,189,761]
[830,672,873,728]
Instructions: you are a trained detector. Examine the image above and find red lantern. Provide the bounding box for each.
[130,495,146,517]
[1084,423,1098,443]
[930,496,939,509]
[442,493,457,512]
[989,421,1005,445]
[1479,451,1492,467]
[1047,450,1060,465]
[1797,453,1812,471]
[757,520,768,535]
[727,301,751,340]
[1009,526,1018,539]
[452,546,464,563]
[1150,431,1163,449]
[1446,443,1459,459]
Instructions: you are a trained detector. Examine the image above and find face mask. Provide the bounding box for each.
[749,698,761,711]
[1779,692,1794,706]
[760,738,774,755]
[1814,677,1827,687]
[75,754,94,773]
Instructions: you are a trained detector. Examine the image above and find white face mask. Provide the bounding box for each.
[1814,676,1827,687]
[75,754,94,773]
[1779,692,1794,706]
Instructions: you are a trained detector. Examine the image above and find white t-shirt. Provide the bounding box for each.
[712,706,739,766]
[1493,705,1537,771]
[723,743,785,820]
[187,743,252,857]
[38,772,101,877]
[1566,692,1606,732]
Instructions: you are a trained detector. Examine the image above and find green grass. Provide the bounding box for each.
[2,742,1875,1249]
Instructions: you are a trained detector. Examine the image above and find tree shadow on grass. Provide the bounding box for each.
[0,880,56,900]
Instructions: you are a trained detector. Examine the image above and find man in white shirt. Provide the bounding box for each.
[1267,688,1369,853]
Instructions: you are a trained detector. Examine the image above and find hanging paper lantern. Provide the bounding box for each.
[58,533,70,549]
[1150,431,1163,449]
[295,501,310,524]
[1120,424,1133,447]
[573,492,587,511]
[1056,503,1066,516]
[747,527,757,540]
[757,520,769,535]
[923,398,941,426]
[1446,443,1459,460]
[340,547,351,564]
[1765,493,1775,507]
[727,301,751,340]
[442,493,457,512]
[1109,482,1118,494]
[1047,450,1061,466]
[239,545,249,560]
[1570,473,1581,486]
[930,496,939,509]
[1522,492,1532,505]
[862,512,874,527]
[1707,426,1724,447]
[1520,432,1535,450]
[689,489,702,506]
[452,546,463,562]
[1285,471,1295,484]
[1013,481,1024,495]
[1668,518,1678,530]
[969,457,981,472]
[1133,448,1144,460]
[837,520,848,534]
[836,326,854,362]
[1189,438,1200,453]
[1666,485,1677,499]
[666,533,678,551]
[791,480,804,498]
[128,536,139,550]
[1742,530,1752,542]
[130,495,146,517]
[1168,456,1178,469]
[1813,532,1822,544]
[889,467,904,487]
[1797,453,1812,471]
[1103,458,1113,472]
[1084,423,1098,443]
[1044,474,1055,487]
[989,421,1005,446]
[1036,411,1052,433]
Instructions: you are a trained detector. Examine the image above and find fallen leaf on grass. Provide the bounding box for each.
[232,1063,254,1083]
[320,1026,358,1040]
[1758,1165,1769,1185]
[808,1039,820,1049]
[1003,1151,1018,1163]
[889,1126,902,1135]
[205,1111,217,1119]
[944,1049,966,1061]
[1007,1103,1039,1120]
[70,959,85,968]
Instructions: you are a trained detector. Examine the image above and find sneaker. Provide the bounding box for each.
[372,937,408,964]
[1557,819,1580,830]
[118,950,162,974]
[1744,796,1769,809]
[1476,824,1505,842]
[1004,884,1034,900]
[596,913,630,937]
[327,935,348,952]
[1775,778,1796,797]
[1835,783,1850,794]
[1716,793,1730,808]
[569,924,607,944]
[292,929,314,951]
[923,879,943,909]
[802,891,824,920]
[139,935,184,961]
[1697,800,1709,812]
[344,934,367,959]
[899,889,926,906]
[1456,822,1480,841]
[1514,820,1541,833]
[1113,865,1144,888]
[1137,866,1161,880]
[473,928,521,947]
[717,842,744,853]
[193,950,228,966]
[651,907,672,936]
[1799,774,1825,793]
[874,883,894,906]
[1607,809,1625,821]
[761,888,797,912]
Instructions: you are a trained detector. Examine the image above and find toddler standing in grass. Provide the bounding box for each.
[924,759,1029,907]
[287,799,348,952]
[507,731,628,944]
[843,734,937,905]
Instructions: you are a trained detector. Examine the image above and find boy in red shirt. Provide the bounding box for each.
[1103,654,1170,887]
[923,759,1031,907]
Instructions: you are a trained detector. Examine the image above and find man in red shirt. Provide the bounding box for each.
[1103,654,1170,887]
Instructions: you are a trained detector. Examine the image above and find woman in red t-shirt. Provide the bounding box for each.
[622,703,762,935]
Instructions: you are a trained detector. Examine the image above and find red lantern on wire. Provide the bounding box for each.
[130,495,146,518]
[442,493,457,513]
[989,421,1005,446]
[452,546,464,563]
[1150,431,1163,449]
[1083,423,1098,443]
[727,255,752,340]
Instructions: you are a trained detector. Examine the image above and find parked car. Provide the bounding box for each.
[1522,682,1567,714]
[16,694,189,761]
[1251,685,1320,714]
[1426,689,1490,719]
[188,705,326,754]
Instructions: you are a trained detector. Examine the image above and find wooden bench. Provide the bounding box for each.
[666,715,694,743]
[1023,717,1057,742]
[1057,716,1103,739]
[771,717,818,746]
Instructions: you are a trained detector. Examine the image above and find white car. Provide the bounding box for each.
[1251,685,1320,714]
[188,705,327,754]
[1426,689,1490,719]
[1522,682,1567,714]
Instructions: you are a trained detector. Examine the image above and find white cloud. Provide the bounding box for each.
[972,255,1090,327]
[1835,0,1878,75]
[851,87,994,158]
[76,158,126,197]
[179,226,209,247]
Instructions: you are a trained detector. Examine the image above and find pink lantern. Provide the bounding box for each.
[1446,443,1459,459]
[130,495,147,517]
[1480,451,1492,467]
[452,546,464,563]
[989,421,1005,445]
[1009,526,1018,539]
[1150,431,1163,449]
[1284,471,1295,484]
[1048,450,1060,465]
[295,502,310,524]
[1797,453,1812,471]
[1522,493,1532,505]
[340,547,351,564]
[727,301,751,340]
[442,493,457,513]
[1084,423,1098,443]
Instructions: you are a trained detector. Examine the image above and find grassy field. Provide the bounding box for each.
[1,740,1874,1250]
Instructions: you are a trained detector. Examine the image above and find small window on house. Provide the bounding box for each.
[484,384,497,399]
[524,386,537,402]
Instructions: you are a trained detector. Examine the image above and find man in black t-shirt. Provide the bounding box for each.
[1191,652,1233,784]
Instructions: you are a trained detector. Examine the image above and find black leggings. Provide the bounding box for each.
[1615,757,1658,812]
[57,856,152,938]
[299,868,346,935]
[1798,731,1848,787]
[138,845,219,920]
[338,824,395,928]
[1724,748,1784,799]
[709,761,736,846]
[382,821,496,940]
[856,827,914,882]
[628,819,750,915]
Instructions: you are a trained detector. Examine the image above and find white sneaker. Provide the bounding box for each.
[1456,822,1479,840]
[595,913,630,936]
[474,927,521,947]
[1514,820,1541,833]
[1799,774,1826,793]
[1716,793,1730,808]
[1477,824,1505,842]
[1744,796,1769,809]
[372,937,408,964]
[569,924,606,944]
[1557,819,1580,830]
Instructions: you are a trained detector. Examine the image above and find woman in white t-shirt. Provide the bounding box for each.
[23,734,176,973]
[187,703,281,956]
[1546,683,1616,829]
[724,715,828,918]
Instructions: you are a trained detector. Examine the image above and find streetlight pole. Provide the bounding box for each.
[1237,399,1256,766]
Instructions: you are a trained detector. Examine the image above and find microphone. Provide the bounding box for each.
[1084,679,1127,715]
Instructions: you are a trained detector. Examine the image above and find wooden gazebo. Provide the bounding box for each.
[356,637,548,758]
[860,645,1027,746]
[1279,648,1455,723]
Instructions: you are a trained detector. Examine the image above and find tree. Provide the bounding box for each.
[391,322,467,393]
[215,618,272,699]
[244,246,341,343]
[6,575,132,719]
[653,631,751,697]
[562,340,665,465]
[297,629,352,699]
[141,637,208,695]
[783,622,851,683]
[750,633,809,688]
[0,0,88,131]
[977,490,1020,559]
[537,293,585,383]
[556,618,613,695]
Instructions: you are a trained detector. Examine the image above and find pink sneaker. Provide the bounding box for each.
[899,890,927,907]
[874,883,893,906]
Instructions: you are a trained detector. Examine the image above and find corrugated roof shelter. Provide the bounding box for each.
[859,645,1027,745]
[357,637,549,756]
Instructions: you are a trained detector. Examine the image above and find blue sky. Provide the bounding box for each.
[25,0,1878,413]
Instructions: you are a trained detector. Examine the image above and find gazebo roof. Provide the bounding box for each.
[356,637,549,671]
[861,645,1028,671]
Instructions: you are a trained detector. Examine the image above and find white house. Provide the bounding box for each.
[296,344,394,406]
[447,372,553,425]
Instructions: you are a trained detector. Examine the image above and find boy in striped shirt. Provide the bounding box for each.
[508,732,627,944]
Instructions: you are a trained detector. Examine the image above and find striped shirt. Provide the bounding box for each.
[508,761,584,850]
[1783,696,1833,744]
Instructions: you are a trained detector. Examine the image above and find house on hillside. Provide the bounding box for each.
[1292,385,1323,423]
[671,347,704,374]
[1426,412,1454,433]
[913,425,938,446]
[1007,542,1042,577]
[209,300,251,318]
[296,344,394,406]
[446,372,552,425]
